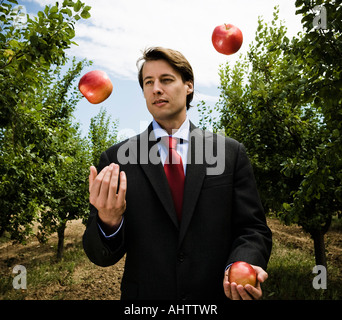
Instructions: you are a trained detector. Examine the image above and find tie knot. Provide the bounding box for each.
[161,136,178,149]
[168,136,177,149]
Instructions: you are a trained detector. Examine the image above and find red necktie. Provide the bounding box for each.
[163,136,185,222]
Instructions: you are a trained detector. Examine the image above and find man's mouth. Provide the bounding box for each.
[153,99,168,105]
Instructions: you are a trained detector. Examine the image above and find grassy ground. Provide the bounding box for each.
[264,238,340,300]
[0,217,341,300]
[264,217,341,300]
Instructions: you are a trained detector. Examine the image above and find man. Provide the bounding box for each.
[83,47,272,300]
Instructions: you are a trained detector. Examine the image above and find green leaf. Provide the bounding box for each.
[332,129,340,138]
[8,39,19,48]
[44,5,49,16]
[50,5,58,14]
[283,203,291,211]
[38,10,44,20]
[61,8,72,17]
[80,9,91,19]
[0,33,6,42]
[74,0,82,12]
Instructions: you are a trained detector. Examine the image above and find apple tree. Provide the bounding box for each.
[0,0,91,243]
[200,4,341,267]
[286,0,342,267]
[33,59,92,259]
[37,68,121,260]
[0,0,91,127]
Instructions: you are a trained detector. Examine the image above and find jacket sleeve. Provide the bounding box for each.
[82,151,126,267]
[226,143,272,270]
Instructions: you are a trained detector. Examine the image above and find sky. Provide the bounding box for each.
[19,0,303,139]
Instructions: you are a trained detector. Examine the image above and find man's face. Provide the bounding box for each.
[142,59,193,126]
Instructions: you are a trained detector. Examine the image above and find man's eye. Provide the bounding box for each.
[162,78,172,83]
[145,80,153,86]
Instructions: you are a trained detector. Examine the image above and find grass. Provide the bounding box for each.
[264,238,341,300]
[0,240,87,300]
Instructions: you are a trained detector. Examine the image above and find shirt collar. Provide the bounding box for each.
[152,115,190,142]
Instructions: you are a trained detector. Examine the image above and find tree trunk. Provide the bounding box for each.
[311,229,327,268]
[57,222,66,261]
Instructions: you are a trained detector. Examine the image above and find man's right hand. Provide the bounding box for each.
[89,163,127,234]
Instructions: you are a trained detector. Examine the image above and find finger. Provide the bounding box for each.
[99,164,114,199]
[258,270,268,283]
[252,265,268,283]
[223,281,232,299]
[223,271,231,299]
[117,170,127,206]
[224,270,229,282]
[90,166,110,202]
[107,164,119,202]
[230,282,241,300]
[237,285,253,300]
[95,165,110,182]
[245,284,263,300]
[89,166,97,192]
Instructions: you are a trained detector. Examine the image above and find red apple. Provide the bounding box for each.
[78,70,113,104]
[212,24,243,55]
[228,261,257,287]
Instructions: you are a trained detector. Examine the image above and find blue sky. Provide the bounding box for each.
[19,0,303,139]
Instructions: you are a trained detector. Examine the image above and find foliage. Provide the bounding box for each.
[0,0,91,127]
[284,0,342,233]
[33,60,92,247]
[211,8,322,216]
[0,0,122,260]
[88,107,119,166]
[0,0,91,244]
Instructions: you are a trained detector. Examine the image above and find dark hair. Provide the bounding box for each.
[137,47,194,110]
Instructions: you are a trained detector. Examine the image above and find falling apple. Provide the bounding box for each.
[228,261,257,287]
[78,70,113,104]
[212,23,243,55]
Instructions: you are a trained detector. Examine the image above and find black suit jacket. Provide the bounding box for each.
[83,122,272,300]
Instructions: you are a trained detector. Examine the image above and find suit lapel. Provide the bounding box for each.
[135,124,179,229]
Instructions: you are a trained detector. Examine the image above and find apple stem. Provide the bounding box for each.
[224,24,230,30]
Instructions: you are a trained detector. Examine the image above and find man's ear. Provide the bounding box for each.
[186,81,194,94]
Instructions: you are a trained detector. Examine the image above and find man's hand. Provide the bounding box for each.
[89,163,127,234]
[223,265,268,300]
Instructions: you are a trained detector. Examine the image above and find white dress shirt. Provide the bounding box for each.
[152,115,190,174]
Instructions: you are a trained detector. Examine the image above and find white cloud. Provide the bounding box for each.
[193,92,219,103]
[29,0,303,88]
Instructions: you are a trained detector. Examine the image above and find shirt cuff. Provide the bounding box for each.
[98,217,124,239]
[225,263,233,271]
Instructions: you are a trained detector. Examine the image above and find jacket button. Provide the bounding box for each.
[177,253,185,262]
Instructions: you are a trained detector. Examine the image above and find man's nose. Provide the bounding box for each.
[153,80,163,94]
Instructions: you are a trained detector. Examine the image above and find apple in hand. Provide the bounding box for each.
[212,24,243,55]
[78,70,113,104]
[228,261,257,287]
